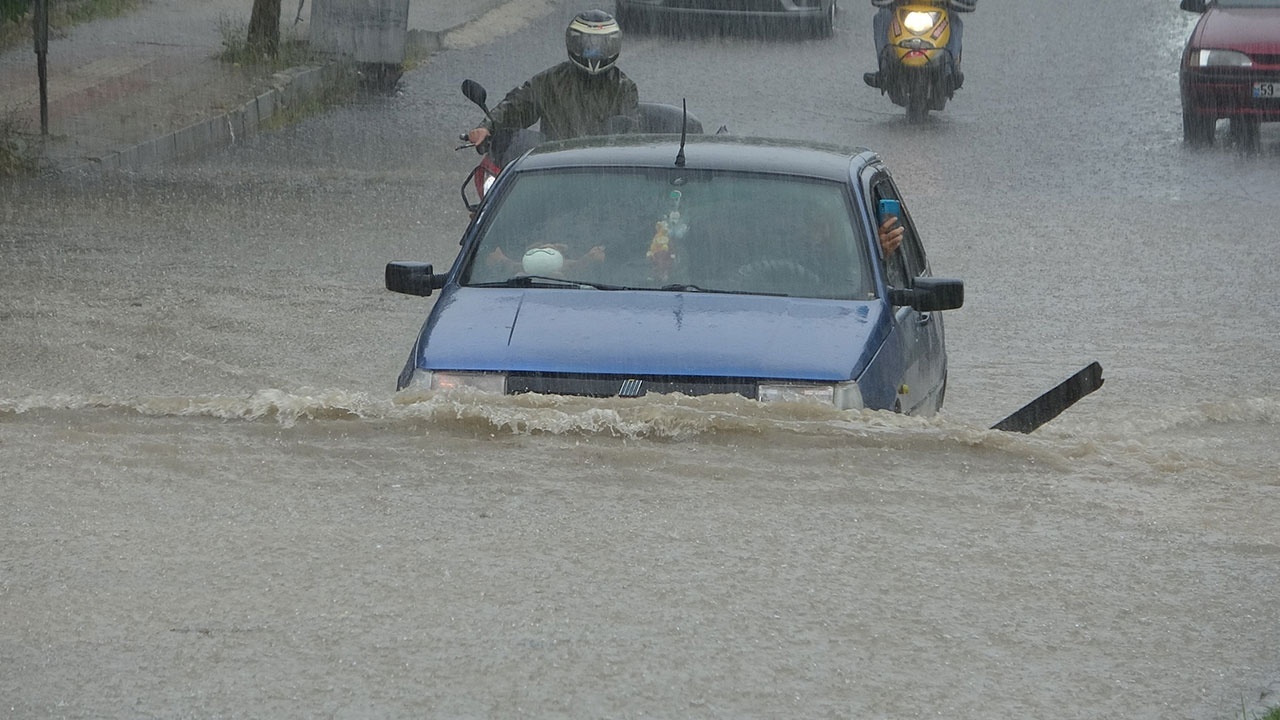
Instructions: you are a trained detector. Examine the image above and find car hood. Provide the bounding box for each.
[1198,8,1280,51]
[417,287,889,380]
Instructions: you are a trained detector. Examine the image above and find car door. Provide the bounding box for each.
[868,173,948,415]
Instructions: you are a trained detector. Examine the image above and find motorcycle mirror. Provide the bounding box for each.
[461,80,490,116]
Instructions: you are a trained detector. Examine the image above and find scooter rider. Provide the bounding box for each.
[862,0,976,91]
[465,10,640,147]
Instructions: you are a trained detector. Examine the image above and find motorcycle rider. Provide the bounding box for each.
[465,9,639,148]
[862,0,976,91]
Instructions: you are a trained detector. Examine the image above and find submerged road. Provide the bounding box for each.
[2,1,1278,717]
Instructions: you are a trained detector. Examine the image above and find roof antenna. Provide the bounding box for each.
[675,99,687,168]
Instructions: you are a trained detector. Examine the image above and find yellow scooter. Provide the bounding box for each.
[866,0,962,122]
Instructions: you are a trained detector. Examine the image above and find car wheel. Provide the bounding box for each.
[906,85,930,123]
[929,77,949,111]
[810,1,835,39]
[1182,108,1215,146]
[1228,116,1261,152]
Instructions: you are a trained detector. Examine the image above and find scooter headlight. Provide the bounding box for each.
[482,172,497,195]
[902,11,939,34]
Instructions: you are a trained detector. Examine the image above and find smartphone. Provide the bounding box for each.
[877,198,901,224]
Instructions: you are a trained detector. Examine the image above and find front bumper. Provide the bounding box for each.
[1181,70,1280,121]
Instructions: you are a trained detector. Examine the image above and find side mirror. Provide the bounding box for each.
[386,261,446,297]
[461,79,489,113]
[888,276,964,312]
[1179,0,1207,13]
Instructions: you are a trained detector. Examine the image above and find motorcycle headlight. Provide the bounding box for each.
[407,369,507,394]
[482,173,497,195]
[902,11,939,34]
[758,381,863,410]
[1189,49,1252,68]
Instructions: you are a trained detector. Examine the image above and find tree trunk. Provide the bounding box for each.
[247,0,282,58]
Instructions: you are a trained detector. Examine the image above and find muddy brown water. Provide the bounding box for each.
[3,0,1280,715]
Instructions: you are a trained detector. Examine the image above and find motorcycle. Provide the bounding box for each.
[868,0,963,122]
[456,80,544,214]
[456,79,707,213]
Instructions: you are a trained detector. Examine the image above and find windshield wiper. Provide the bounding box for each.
[658,283,739,294]
[468,278,756,294]
[468,275,625,290]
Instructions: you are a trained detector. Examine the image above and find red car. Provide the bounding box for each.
[1179,0,1280,147]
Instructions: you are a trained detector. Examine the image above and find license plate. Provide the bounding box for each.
[1254,82,1277,98]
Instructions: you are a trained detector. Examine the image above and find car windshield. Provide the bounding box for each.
[462,167,876,300]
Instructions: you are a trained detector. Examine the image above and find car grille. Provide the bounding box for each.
[506,372,758,400]
[1187,69,1280,109]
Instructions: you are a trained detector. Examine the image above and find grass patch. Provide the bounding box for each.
[214,15,361,130]
[260,63,358,131]
[1,0,141,52]
[1243,695,1280,720]
[0,111,38,177]
[216,13,317,71]
[2,0,143,176]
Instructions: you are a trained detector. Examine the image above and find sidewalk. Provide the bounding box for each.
[0,0,509,175]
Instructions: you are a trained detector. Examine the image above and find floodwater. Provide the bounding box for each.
[2,0,1278,717]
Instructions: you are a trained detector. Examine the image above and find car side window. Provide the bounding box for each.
[871,178,930,287]
[871,182,909,288]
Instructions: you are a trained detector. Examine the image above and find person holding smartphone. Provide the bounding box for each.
[877,199,905,259]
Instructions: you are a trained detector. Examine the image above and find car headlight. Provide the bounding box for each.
[758,381,863,410]
[902,11,939,34]
[407,369,507,394]
[1189,49,1253,68]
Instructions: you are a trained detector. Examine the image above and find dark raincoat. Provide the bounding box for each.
[483,61,640,141]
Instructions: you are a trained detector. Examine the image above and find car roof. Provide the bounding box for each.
[512,134,881,184]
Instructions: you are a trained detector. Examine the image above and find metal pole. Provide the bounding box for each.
[33,0,49,135]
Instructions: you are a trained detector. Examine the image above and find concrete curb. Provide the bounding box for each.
[406,28,446,56]
[67,63,344,174]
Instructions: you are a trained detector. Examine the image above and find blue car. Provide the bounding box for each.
[386,135,963,415]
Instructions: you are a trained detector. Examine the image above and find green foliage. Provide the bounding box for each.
[1243,697,1280,720]
[2,0,141,52]
[0,112,38,177]
[1,0,29,24]
[260,66,358,131]
[1256,706,1280,720]
[0,0,29,47]
[0,0,28,24]
[217,13,314,69]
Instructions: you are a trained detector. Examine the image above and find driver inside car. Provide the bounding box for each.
[788,203,903,297]
[484,242,607,278]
